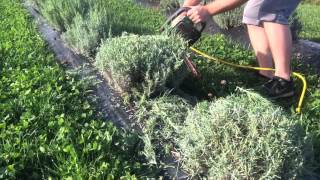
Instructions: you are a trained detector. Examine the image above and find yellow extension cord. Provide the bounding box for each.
[190,47,307,114]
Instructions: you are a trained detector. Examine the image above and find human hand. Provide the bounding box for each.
[186,5,210,24]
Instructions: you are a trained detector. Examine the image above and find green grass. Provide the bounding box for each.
[297,4,320,42]
[302,0,320,5]
[0,0,155,178]
[13,0,320,178]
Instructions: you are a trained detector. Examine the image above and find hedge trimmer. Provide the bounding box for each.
[162,7,307,114]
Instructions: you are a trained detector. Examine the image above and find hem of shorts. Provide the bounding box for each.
[242,17,261,26]
[260,12,290,25]
[242,15,290,26]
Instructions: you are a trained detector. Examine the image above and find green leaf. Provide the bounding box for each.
[39,146,45,153]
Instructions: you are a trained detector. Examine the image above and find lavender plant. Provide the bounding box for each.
[177,88,308,179]
[95,34,189,99]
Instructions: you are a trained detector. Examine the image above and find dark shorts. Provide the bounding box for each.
[242,0,301,26]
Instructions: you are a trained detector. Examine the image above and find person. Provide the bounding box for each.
[182,0,301,99]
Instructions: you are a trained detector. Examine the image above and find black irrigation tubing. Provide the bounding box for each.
[24,2,190,179]
[24,2,133,129]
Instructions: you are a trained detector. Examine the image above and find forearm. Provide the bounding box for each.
[183,0,201,6]
[204,0,247,16]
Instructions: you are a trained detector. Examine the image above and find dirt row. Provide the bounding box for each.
[25,2,188,178]
[25,4,133,129]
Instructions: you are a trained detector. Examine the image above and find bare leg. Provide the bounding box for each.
[247,24,274,79]
[263,22,292,81]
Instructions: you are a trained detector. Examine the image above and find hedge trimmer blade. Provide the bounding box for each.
[184,57,201,78]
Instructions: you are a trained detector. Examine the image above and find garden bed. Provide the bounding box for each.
[24,0,191,177]
[15,0,320,178]
[25,5,132,127]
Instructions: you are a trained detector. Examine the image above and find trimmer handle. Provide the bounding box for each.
[168,7,191,23]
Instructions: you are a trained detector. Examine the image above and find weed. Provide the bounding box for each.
[0,1,154,178]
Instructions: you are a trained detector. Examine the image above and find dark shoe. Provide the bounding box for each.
[261,76,294,99]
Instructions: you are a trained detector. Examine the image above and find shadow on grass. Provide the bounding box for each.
[179,61,304,113]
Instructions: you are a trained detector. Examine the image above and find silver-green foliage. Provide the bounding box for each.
[31,0,165,57]
[62,7,111,56]
[203,0,245,29]
[95,34,188,97]
[31,0,104,55]
[176,89,305,179]
[159,0,180,12]
[135,95,191,164]
[213,4,245,29]
[32,0,92,31]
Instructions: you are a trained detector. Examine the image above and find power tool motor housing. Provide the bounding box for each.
[163,7,206,46]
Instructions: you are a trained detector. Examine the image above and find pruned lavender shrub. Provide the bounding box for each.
[95,34,189,99]
[176,88,308,179]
